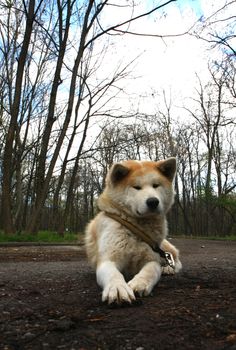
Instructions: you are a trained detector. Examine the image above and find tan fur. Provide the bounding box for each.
[85,158,182,304]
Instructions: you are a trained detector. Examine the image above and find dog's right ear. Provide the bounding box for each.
[110,163,130,184]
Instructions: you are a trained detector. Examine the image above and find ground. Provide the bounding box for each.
[0,239,236,350]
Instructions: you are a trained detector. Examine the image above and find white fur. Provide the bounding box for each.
[85,159,182,304]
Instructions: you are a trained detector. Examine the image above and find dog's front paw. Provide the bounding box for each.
[102,281,135,305]
[128,277,153,297]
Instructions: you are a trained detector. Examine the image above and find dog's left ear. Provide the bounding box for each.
[157,157,176,181]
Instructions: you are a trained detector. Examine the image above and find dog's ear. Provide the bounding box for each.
[110,163,130,184]
[157,157,176,181]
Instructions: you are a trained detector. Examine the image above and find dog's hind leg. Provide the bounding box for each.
[161,239,182,274]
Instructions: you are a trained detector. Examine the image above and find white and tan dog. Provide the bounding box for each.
[85,158,182,305]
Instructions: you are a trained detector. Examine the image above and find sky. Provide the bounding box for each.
[90,0,212,123]
[178,0,203,17]
[103,0,235,123]
[55,0,234,161]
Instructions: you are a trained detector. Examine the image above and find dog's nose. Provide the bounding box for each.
[146,197,159,211]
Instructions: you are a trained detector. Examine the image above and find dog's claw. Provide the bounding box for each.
[107,298,143,308]
[128,278,152,297]
[102,282,136,305]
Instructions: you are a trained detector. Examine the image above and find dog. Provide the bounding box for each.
[85,158,182,305]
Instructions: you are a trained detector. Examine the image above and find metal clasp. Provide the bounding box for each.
[164,252,175,269]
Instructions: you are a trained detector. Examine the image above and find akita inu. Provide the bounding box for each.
[85,158,182,305]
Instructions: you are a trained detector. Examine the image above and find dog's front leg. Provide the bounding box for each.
[128,261,162,297]
[96,261,135,304]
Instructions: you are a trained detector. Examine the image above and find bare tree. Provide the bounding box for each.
[0,0,177,235]
[4,0,234,238]
[195,0,236,57]
[1,0,40,234]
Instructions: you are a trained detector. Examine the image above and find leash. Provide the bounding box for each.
[104,211,175,269]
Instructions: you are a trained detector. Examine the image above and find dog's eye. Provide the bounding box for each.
[153,184,160,189]
[133,185,142,190]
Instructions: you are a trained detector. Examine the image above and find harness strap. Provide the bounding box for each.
[104,211,172,265]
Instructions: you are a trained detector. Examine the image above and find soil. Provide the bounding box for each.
[0,239,236,350]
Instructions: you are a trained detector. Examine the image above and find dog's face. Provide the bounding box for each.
[105,158,176,217]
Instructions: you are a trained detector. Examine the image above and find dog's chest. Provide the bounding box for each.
[105,228,161,275]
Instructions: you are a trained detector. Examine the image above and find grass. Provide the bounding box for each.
[0,231,83,244]
[172,234,236,241]
[0,231,235,243]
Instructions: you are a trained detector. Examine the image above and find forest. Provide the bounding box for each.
[0,0,235,237]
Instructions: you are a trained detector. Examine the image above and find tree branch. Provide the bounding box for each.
[85,0,177,48]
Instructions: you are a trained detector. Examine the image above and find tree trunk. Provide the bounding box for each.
[33,1,73,233]
[1,0,35,234]
[26,1,94,234]
[57,110,91,235]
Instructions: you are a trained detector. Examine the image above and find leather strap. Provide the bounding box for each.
[104,211,166,258]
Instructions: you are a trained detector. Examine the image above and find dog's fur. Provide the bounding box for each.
[85,158,182,304]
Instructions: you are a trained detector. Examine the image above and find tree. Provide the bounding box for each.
[1,0,40,234]
[0,0,177,234]
[27,0,177,234]
[195,0,236,58]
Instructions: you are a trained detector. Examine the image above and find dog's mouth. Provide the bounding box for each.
[136,209,160,217]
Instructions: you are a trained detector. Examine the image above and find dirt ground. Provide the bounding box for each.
[0,239,236,350]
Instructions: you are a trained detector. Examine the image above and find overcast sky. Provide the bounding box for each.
[93,0,232,121]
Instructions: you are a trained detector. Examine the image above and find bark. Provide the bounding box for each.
[33,0,73,232]
[26,0,95,234]
[52,79,85,230]
[1,0,36,234]
[57,107,91,235]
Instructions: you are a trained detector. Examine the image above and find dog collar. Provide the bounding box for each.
[104,211,175,269]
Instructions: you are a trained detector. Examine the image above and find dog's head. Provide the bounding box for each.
[103,158,176,217]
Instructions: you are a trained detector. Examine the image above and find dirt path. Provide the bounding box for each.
[0,239,236,350]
